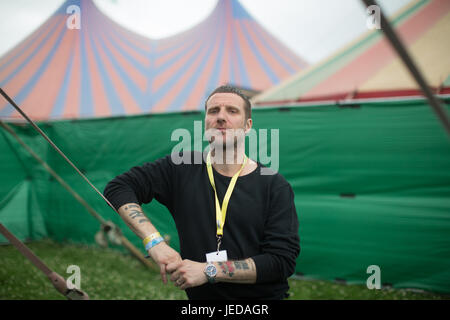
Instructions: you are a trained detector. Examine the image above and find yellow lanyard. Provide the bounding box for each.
[206,151,247,239]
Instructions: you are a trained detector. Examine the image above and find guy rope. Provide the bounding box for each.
[0,88,158,272]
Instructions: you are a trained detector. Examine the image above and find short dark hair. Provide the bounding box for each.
[204,85,251,120]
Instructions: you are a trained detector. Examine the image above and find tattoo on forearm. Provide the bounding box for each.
[124,206,150,224]
[128,210,144,219]
[218,260,255,279]
[234,261,250,270]
[124,204,140,210]
[218,261,235,277]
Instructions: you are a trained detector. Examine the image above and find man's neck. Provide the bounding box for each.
[210,146,246,177]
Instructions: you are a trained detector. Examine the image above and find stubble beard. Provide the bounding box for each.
[206,127,246,165]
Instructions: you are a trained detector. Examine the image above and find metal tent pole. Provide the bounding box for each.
[0,91,159,272]
[362,0,450,136]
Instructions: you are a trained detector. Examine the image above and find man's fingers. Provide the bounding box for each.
[166,261,181,274]
[170,269,182,282]
[160,264,167,284]
[180,280,190,290]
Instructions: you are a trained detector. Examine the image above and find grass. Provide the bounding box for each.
[0,239,448,300]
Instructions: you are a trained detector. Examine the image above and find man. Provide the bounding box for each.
[103,85,300,299]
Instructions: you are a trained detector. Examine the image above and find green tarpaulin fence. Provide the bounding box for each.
[1,98,449,294]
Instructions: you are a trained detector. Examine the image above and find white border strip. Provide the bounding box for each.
[254,94,450,109]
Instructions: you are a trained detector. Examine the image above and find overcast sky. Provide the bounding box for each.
[0,0,412,64]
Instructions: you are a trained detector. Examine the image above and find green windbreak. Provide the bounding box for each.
[1,98,449,294]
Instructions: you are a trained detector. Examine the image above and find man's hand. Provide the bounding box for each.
[147,242,181,284]
[166,260,207,290]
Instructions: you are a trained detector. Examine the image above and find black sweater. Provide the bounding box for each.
[103,151,300,299]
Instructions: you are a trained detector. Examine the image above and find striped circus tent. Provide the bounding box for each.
[253,0,450,105]
[0,0,307,120]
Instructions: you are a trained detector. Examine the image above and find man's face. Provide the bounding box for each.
[205,92,252,149]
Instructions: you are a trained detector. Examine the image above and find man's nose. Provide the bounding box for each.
[216,108,227,122]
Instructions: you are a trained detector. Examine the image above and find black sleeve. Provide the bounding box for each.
[251,183,300,283]
[103,154,176,211]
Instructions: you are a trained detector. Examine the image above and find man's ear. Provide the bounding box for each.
[244,118,253,135]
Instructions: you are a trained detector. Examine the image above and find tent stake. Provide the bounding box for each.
[0,223,89,300]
